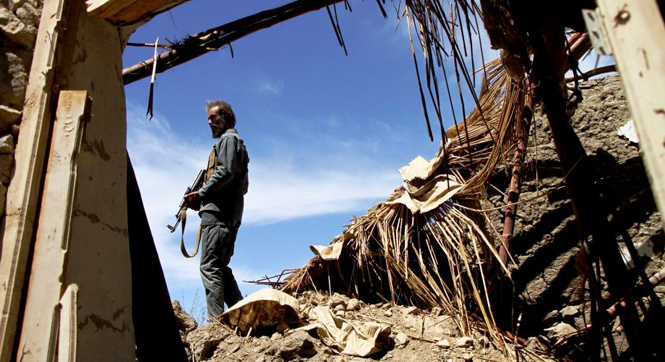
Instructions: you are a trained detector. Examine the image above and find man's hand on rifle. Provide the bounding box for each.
[184,191,201,211]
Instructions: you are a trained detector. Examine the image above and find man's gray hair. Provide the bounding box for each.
[206,100,236,127]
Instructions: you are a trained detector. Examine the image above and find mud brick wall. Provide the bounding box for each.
[0,0,42,221]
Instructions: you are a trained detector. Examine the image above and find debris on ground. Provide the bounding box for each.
[173,290,552,362]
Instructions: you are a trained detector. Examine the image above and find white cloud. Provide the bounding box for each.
[255,77,284,95]
[126,103,403,287]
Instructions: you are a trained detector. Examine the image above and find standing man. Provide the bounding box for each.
[185,100,249,321]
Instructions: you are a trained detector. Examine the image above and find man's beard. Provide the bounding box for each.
[210,125,224,138]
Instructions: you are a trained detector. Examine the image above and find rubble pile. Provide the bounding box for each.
[173,291,552,362]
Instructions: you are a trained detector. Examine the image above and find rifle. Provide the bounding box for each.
[167,169,205,233]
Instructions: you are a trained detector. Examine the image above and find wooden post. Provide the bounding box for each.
[16,90,90,361]
[595,0,665,231]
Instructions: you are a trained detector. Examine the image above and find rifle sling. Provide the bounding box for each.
[179,208,202,258]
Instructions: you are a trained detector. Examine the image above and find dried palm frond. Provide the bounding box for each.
[283,55,528,350]
[402,0,489,144]
[283,193,505,341]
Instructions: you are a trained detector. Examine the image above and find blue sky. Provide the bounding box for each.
[122,0,613,316]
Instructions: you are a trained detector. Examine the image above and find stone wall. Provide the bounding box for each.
[0,0,42,221]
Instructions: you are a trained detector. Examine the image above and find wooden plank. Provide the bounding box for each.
[87,0,191,23]
[57,284,79,362]
[0,1,78,360]
[595,0,665,231]
[42,9,137,361]
[16,91,90,362]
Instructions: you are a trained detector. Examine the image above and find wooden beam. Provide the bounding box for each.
[122,0,344,84]
[87,0,192,24]
[0,1,79,360]
[595,0,665,232]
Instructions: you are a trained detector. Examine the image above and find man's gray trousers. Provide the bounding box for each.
[199,218,243,319]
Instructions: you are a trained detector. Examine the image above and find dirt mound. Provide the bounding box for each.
[173,291,550,362]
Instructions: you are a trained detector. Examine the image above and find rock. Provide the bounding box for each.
[383,309,393,317]
[560,306,579,319]
[0,105,21,132]
[14,2,40,30]
[0,134,15,154]
[381,303,391,310]
[461,352,475,362]
[526,336,548,351]
[404,306,419,315]
[186,323,228,361]
[346,298,360,311]
[1,50,30,108]
[545,322,577,340]
[455,336,474,348]
[0,153,14,184]
[172,300,198,333]
[255,355,266,362]
[478,336,490,348]
[0,6,35,47]
[279,330,317,361]
[542,309,559,324]
[395,332,409,347]
[333,304,345,312]
[9,1,43,11]
[436,338,451,349]
[329,293,348,309]
[334,310,345,317]
[0,183,6,223]
[270,332,282,341]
